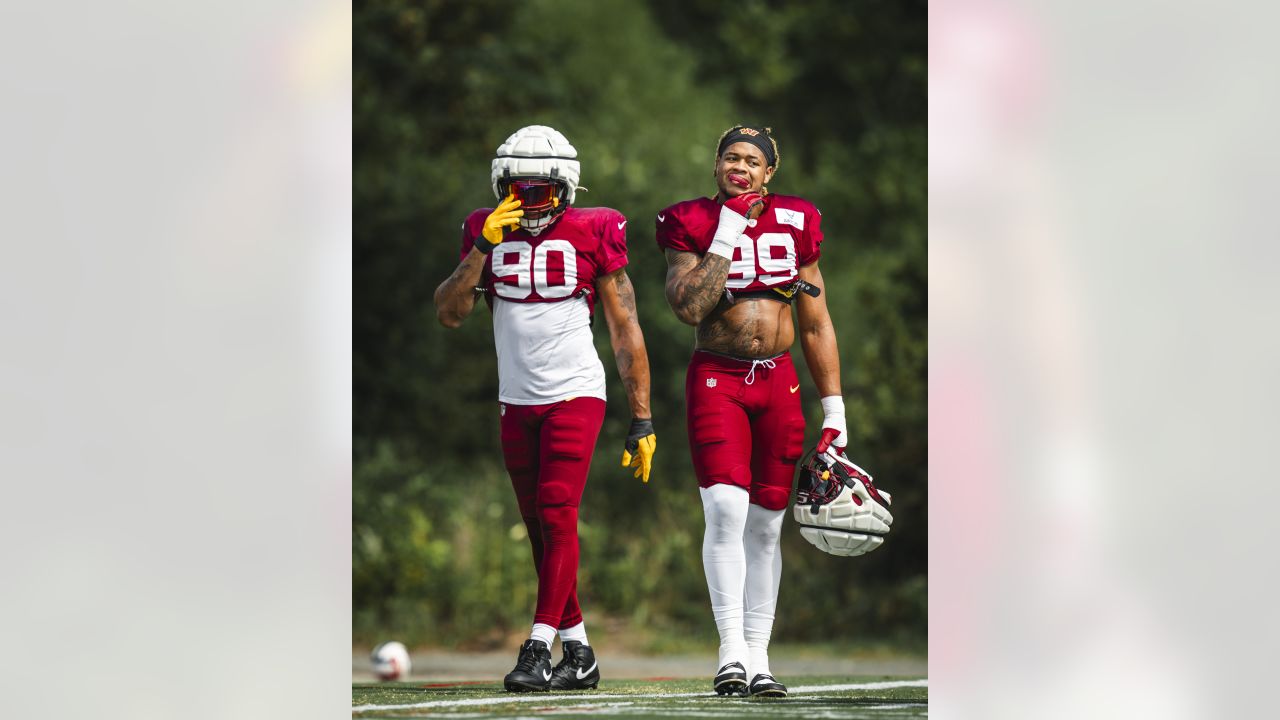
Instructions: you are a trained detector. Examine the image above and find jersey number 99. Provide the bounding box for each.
[727,232,797,289]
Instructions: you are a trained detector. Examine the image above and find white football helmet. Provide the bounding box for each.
[793,446,893,556]
[491,125,580,234]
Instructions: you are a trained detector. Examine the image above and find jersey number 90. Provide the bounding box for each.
[491,240,578,300]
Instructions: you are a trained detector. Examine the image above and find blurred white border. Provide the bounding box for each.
[0,2,350,718]
[930,0,1280,717]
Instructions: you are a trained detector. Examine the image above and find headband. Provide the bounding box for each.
[717,126,776,167]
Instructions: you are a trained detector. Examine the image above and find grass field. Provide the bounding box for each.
[352,676,928,718]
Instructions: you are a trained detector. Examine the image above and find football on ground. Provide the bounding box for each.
[371,641,411,681]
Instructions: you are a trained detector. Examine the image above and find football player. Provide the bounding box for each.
[656,125,866,698]
[434,125,656,692]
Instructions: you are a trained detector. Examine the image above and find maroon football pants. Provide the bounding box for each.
[684,351,806,510]
[500,397,606,630]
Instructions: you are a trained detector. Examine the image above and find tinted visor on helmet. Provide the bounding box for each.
[508,179,562,219]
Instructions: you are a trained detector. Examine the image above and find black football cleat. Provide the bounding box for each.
[748,673,788,698]
[548,640,600,690]
[713,661,748,696]
[503,640,553,692]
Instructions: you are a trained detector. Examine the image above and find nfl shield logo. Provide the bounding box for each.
[706,378,717,388]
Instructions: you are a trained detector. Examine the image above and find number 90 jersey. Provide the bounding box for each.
[459,206,630,405]
[461,206,630,315]
[654,194,824,291]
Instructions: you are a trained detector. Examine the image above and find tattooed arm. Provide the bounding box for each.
[597,268,652,419]
[664,248,731,326]
[433,247,487,328]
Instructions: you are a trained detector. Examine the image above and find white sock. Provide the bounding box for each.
[559,621,589,646]
[530,623,556,650]
[743,503,785,678]
[700,484,750,670]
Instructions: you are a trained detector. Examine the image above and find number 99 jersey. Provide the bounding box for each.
[460,206,630,405]
[654,194,824,290]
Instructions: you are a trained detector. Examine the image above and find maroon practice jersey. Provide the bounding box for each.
[461,207,630,314]
[654,194,824,291]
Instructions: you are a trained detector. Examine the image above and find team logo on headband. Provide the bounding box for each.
[738,128,760,137]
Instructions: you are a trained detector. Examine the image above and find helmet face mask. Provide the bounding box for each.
[795,449,849,507]
[491,126,580,235]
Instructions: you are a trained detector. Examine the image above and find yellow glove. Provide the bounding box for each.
[475,193,523,253]
[621,418,656,483]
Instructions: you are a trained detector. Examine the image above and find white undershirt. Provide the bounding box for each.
[492,296,606,405]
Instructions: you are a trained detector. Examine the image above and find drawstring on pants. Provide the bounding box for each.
[744,358,776,385]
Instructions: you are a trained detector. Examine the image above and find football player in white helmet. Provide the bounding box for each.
[435,125,656,692]
[489,126,581,235]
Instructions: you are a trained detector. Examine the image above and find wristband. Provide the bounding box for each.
[473,236,497,254]
[708,205,748,259]
[627,417,655,439]
[820,395,845,418]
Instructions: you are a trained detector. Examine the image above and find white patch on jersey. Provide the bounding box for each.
[774,207,805,230]
[492,298,606,405]
[706,378,717,388]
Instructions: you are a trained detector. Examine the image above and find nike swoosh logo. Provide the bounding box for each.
[576,661,598,680]
[617,221,627,230]
[790,385,800,393]
[657,214,665,222]
[542,669,552,681]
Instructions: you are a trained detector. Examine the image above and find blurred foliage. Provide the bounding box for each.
[355,0,925,650]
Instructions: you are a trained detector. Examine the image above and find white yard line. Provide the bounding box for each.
[352,679,928,714]
[790,680,930,693]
